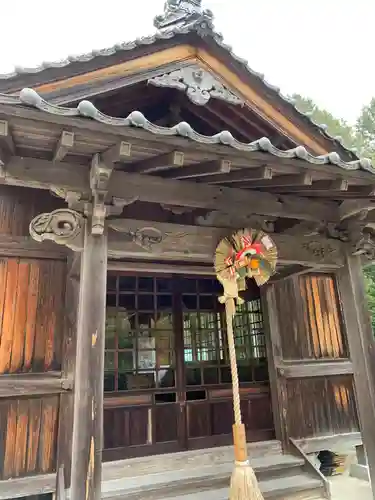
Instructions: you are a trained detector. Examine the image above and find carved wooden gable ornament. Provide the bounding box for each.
[148,65,243,107]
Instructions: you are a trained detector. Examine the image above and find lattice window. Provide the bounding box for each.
[182,278,268,387]
[105,275,175,392]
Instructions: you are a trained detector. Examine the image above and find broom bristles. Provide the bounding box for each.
[230,461,265,500]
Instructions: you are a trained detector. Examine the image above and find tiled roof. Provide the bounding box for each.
[1,87,373,174]
[0,8,358,160]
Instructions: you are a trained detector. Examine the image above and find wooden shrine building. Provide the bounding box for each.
[0,1,375,499]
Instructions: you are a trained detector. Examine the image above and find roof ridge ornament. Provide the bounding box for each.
[154,0,214,32]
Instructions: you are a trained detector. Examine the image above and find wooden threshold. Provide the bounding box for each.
[0,473,56,499]
[297,432,362,454]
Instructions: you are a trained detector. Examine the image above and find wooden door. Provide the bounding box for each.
[103,273,274,461]
[262,273,360,451]
[178,276,274,450]
[103,274,183,460]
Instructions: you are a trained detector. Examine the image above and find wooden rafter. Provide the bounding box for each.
[159,159,231,180]
[269,179,350,194]
[53,130,75,162]
[241,173,313,189]
[4,155,340,222]
[200,165,272,184]
[126,151,185,174]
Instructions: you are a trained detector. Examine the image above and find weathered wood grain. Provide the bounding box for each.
[0,396,59,480]
[337,255,375,492]
[4,155,340,223]
[0,258,65,375]
[0,472,56,499]
[106,218,344,267]
[70,221,107,500]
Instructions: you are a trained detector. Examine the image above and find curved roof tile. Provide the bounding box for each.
[0,18,358,160]
[1,87,372,174]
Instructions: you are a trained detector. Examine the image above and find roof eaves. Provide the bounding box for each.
[0,18,358,160]
[0,87,372,175]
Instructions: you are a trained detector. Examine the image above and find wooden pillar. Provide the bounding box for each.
[337,254,375,495]
[70,219,107,500]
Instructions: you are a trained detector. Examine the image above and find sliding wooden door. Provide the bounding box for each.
[103,273,274,461]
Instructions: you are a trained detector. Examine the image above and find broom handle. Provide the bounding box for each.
[226,298,242,426]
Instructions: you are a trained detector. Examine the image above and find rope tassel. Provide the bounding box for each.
[225,298,265,500]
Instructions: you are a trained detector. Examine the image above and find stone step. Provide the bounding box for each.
[101,457,317,500]
[102,441,283,481]
[103,472,324,500]
[169,474,325,500]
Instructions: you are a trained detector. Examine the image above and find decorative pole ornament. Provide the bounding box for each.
[154,0,214,31]
[214,229,277,500]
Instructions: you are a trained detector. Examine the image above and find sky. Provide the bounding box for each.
[0,0,373,124]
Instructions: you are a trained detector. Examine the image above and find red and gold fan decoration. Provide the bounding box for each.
[214,228,277,500]
[215,228,277,301]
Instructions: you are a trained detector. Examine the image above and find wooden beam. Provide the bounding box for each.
[336,255,375,497]
[159,159,231,180]
[70,220,107,500]
[56,254,80,490]
[297,432,362,454]
[108,260,215,275]
[261,285,289,448]
[2,103,374,184]
[107,218,345,267]
[0,474,56,499]
[3,156,340,222]
[269,264,314,282]
[274,179,349,194]
[200,165,273,185]
[0,120,15,175]
[348,185,375,197]
[241,173,313,189]
[276,360,354,379]
[0,373,72,397]
[101,141,132,165]
[126,151,184,174]
[53,130,75,162]
[0,234,67,259]
[0,120,15,155]
[340,200,375,220]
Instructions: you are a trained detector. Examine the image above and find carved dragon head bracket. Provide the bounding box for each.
[31,142,137,247]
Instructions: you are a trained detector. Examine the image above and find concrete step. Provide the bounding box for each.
[103,472,324,500]
[102,450,304,484]
[169,474,325,500]
[101,462,322,500]
[102,441,282,482]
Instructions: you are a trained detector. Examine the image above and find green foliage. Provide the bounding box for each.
[289,93,375,331]
[290,94,357,151]
[356,98,375,161]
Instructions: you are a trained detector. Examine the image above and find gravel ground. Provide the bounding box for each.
[330,475,372,499]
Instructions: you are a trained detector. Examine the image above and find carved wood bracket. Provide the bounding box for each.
[148,65,243,107]
[29,209,84,251]
[48,141,136,237]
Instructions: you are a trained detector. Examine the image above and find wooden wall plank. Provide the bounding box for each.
[0,260,8,348]
[24,263,41,371]
[0,258,66,375]
[26,398,42,474]
[0,260,19,373]
[39,397,58,474]
[0,396,59,480]
[10,262,30,373]
[3,399,17,478]
[13,399,29,476]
